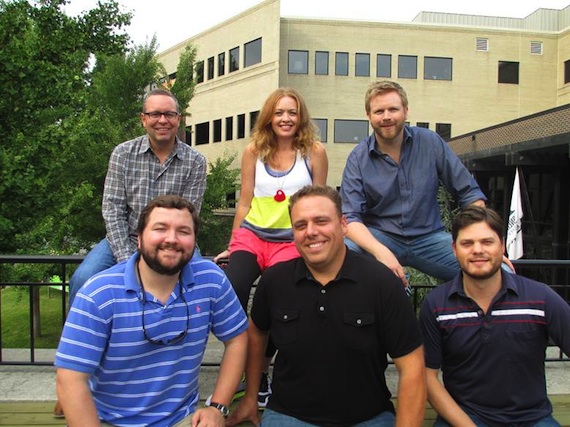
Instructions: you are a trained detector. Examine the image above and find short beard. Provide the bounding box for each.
[140,244,193,276]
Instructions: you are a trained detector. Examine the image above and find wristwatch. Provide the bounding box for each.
[206,401,229,418]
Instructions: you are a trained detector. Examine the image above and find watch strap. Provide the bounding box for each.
[206,401,229,418]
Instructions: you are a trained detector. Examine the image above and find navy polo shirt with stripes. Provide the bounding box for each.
[420,271,570,426]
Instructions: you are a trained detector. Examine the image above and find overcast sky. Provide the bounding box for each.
[65,0,570,51]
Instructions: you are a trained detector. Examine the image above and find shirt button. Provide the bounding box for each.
[283,314,288,320]
[321,289,326,294]
[357,319,362,325]
[319,306,325,312]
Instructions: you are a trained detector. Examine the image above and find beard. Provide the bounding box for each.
[460,259,502,281]
[139,242,193,276]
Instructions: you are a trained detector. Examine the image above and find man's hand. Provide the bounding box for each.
[503,255,516,273]
[226,396,260,426]
[192,406,226,427]
[373,245,408,286]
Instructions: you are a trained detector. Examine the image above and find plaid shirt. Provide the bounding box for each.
[102,135,206,262]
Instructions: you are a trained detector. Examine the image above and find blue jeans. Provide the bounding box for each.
[69,238,202,308]
[260,408,395,427]
[434,410,561,427]
[69,238,116,308]
[346,228,459,282]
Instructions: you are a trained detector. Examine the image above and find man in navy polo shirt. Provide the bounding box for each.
[420,206,570,427]
[228,185,426,427]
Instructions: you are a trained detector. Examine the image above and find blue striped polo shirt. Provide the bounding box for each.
[55,253,248,426]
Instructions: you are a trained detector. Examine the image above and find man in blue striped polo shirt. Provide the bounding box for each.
[420,206,570,427]
[55,195,248,426]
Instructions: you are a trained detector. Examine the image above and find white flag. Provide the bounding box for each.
[506,168,523,259]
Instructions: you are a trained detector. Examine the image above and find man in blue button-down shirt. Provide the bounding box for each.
[340,80,488,286]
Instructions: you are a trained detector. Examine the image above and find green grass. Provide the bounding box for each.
[1,286,66,348]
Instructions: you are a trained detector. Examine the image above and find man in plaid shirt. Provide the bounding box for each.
[68,89,206,316]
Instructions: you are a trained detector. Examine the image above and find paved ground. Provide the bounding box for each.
[0,343,568,402]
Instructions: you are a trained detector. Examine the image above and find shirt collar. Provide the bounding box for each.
[292,248,361,286]
[138,135,182,159]
[446,270,519,300]
[367,125,413,156]
[124,251,196,297]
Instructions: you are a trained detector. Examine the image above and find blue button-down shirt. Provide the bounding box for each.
[340,126,486,237]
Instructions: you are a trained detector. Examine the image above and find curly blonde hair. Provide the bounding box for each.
[251,88,317,162]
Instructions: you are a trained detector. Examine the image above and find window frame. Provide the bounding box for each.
[244,37,262,68]
[498,61,519,84]
[376,54,392,78]
[229,47,240,73]
[334,119,369,143]
[355,53,370,77]
[423,56,453,81]
[315,51,329,75]
[398,55,417,79]
[335,52,349,76]
[288,50,309,74]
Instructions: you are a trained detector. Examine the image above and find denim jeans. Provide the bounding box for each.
[345,228,459,282]
[433,411,561,427]
[69,238,116,308]
[69,238,203,308]
[260,408,395,427]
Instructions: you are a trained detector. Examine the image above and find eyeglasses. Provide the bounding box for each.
[137,261,190,345]
[142,111,180,120]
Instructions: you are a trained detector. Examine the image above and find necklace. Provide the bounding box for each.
[272,152,296,202]
[274,189,286,202]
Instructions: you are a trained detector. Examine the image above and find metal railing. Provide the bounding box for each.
[0,255,568,365]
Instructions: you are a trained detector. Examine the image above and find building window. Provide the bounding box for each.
[229,47,239,72]
[424,57,452,81]
[335,52,349,76]
[315,51,329,75]
[195,61,204,83]
[313,118,328,142]
[218,52,225,76]
[498,61,519,84]
[213,119,222,143]
[376,54,391,78]
[416,122,429,129]
[195,122,209,145]
[207,56,215,80]
[355,53,370,77]
[288,50,308,74]
[565,60,570,84]
[334,119,368,143]
[436,123,452,141]
[398,55,417,79]
[237,114,245,139]
[476,37,489,52]
[250,110,259,132]
[530,41,543,55]
[185,125,192,145]
[225,116,233,140]
[244,37,262,67]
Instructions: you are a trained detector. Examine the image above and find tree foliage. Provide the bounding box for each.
[0,0,184,257]
[198,152,240,256]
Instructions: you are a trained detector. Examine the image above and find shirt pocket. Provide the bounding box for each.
[504,326,545,362]
[271,308,300,346]
[341,312,376,350]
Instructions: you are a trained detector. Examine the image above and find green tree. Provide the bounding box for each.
[0,0,131,254]
[198,152,240,256]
